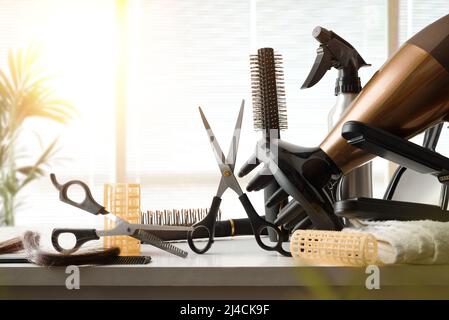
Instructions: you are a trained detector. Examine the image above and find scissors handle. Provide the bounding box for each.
[51,228,99,254]
[238,193,291,257]
[187,196,221,254]
[50,173,108,215]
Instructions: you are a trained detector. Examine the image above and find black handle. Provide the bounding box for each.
[342,121,449,175]
[51,228,99,254]
[146,217,264,241]
[187,196,221,254]
[335,197,449,222]
[215,217,257,237]
[50,173,108,215]
[238,193,291,257]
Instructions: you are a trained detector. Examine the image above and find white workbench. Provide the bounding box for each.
[1,228,449,299]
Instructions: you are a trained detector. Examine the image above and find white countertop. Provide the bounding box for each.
[2,228,449,289]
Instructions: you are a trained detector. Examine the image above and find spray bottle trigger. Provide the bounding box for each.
[301,46,334,89]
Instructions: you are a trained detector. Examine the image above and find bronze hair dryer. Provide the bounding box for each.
[239,14,449,230]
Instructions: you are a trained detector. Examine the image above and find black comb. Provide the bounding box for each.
[102,255,152,265]
[0,256,152,265]
[250,47,287,134]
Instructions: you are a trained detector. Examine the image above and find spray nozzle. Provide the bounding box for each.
[301,26,371,95]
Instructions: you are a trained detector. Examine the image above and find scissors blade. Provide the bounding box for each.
[226,99,244,172]
[97,214,131,237]
[133,223,193,232]
[133,229,188,258]
[198,107,227,169]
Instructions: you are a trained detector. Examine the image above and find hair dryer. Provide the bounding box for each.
[239,14,449,230]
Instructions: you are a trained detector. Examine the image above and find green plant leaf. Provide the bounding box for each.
[0,81,12,103]
[17,166,44,176]
[0,46,75,225]
[4,175,18,195]
[18,138,59,190]
[0,69,14,99]
[7,48,18,90]
[14,48,24,88]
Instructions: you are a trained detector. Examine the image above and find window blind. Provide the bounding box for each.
[125,0,388,219]
[0,0,444,227]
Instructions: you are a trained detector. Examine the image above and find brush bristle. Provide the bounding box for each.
[140,208,219,226]
[250,47,287,132]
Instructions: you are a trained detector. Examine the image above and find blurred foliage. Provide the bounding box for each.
[0,46,75,226]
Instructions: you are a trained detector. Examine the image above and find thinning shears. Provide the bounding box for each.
[50,174,192,258]
[187,100,290,256]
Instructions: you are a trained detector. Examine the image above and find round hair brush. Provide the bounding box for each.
[246,47,289,241]
[250,48,287,135]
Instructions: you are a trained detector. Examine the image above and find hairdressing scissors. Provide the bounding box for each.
[50,174,192,258]
[187,100,291,256]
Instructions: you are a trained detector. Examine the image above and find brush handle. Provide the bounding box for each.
[143,217,267,241]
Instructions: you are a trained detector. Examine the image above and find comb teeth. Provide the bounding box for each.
[106,256,152,265]
[250,48,287,132]
[141,208,220,226]
[136,229,188,258]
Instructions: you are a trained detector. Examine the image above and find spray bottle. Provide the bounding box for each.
[301,26,372,200]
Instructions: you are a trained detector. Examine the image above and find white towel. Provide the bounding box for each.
[344,220,449,264]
